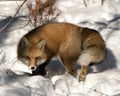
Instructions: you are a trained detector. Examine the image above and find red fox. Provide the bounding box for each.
[17,22,106,81]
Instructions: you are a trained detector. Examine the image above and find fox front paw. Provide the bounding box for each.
[79,75,86,81]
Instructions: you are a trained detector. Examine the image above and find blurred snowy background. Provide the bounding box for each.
[0,0,120,96]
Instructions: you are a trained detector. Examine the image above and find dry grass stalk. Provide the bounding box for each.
[27,0,59,27]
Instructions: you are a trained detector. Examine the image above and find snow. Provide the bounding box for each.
[0,0,120,96]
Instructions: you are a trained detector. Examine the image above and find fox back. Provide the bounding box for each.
[17,22,106,81]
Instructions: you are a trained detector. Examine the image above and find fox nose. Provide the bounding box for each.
[29,66,36,71]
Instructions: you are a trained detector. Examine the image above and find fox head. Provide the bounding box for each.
[17,37,47,71]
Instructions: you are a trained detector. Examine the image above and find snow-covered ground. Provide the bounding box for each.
[0,0,120,96]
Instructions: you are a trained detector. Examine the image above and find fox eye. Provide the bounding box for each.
[25,56,30,60]
[35,57,41,60]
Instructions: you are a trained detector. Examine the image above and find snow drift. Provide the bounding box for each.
[0,0,120,96]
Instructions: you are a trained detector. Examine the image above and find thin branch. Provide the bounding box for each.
[0,50,5,65]
[101,0,105,6]
[0,0,27,32]
[83,0,87,7]
[88,87,108,96]
[16,1,20,8]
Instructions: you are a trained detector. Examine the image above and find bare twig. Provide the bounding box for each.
[83,0,87,7]
[0,0,27,32]
[101,0,105,6]
[0,50,5,65]
[16,1,20,8]
[88,87,108,96]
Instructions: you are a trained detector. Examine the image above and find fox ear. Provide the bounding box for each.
[38,40,46,49]
[21,37,31,48]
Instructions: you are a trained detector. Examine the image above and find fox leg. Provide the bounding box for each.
[66,63,76,76]
[62,59,76,77]
[77,47,105,81]
[57,54,76,76]
[79,65,88,81]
